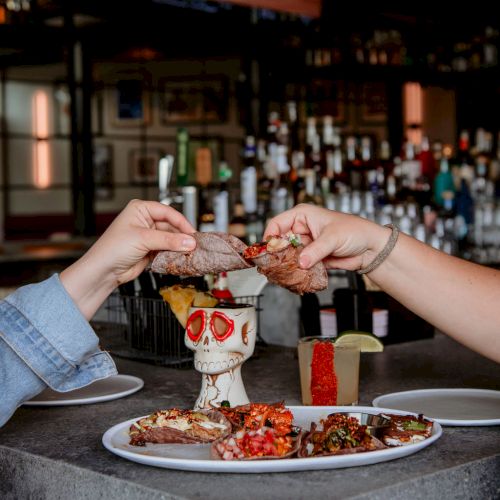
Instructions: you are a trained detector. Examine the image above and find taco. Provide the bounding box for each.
[211,426,302,461]
[298,413,386,457]
[151,232,251,276]
[243,234,328,295]
[128,408,231,447]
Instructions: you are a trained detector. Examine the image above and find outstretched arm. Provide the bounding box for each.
[1,200,196,427]
[265,204,500,362]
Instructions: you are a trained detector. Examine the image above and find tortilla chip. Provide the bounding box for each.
[193,290,219,308]
[160,284,218,327]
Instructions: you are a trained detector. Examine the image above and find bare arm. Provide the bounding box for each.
[369,230,500,361]
[265,204,500,362]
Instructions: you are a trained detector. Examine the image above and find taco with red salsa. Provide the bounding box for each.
[243,234,328,295]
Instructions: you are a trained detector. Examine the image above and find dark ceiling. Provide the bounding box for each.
[0,0,498,66]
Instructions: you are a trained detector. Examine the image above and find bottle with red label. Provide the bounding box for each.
[212,272,234,303]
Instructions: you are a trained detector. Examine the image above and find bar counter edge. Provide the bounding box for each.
[0,334,499,500]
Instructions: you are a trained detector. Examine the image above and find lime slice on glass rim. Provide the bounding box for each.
[335,330,384,352]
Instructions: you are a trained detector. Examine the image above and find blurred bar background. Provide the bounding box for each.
[0,1,498,314]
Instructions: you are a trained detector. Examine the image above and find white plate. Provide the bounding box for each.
[373,389,500,426]
[23,375,144,406]
[102,405,441,473]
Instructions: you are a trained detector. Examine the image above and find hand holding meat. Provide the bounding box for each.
[264,204,389,272]
[60,200,196,320]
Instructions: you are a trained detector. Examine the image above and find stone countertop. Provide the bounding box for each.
[1,334,499,500]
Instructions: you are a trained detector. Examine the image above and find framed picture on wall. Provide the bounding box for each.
[111,79,150,127]
[299,80,346,125]
[160,76,228,125]
[358,82,388,125]
[93,144,114,200]
[129,148,163,185]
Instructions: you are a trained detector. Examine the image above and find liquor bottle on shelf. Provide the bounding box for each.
[345,135,357,164]
[256,138,272,221]
[345,136,362,190]
[245,211,264,246]
[214,162,231,233]
[455,170,474,239]
[472,155,489,202]
[309,133,322,175]
[400,140,422,192]
[360,136,372,164]
[182,186,198,230]
[379,140,392,165]
[385,174,397,203]
[434,157,455,208]
[241,136,258,216]
[228,202,247,240]
[291,150,306,204]
[297,169,323,206]
[214,189,229,233]
[322,115,335,174]
[198,188,216,233]
[195,145,213,186]
[287,101,301,155]
[267,111,281,144]
[331,132,348,193]
[483,26,498,68]
[457,130,473,165]
[176,127,189,187]
[418,137,436,185]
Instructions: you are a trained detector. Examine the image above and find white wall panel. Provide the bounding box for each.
[7,139,31,184]
[5,82,55,135]
[95,186,154,213]
[9,189,71,215]
[8,139,70,185]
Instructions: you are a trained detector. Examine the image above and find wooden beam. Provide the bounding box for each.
[213,0,321,18]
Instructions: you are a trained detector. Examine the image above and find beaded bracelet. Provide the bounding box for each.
[357,224,400,275]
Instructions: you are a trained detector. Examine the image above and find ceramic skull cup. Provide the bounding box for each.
[184,303,257,408]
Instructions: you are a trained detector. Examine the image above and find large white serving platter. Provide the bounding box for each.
[373,388,500,426]
[102,405,442,473]
[24,375,144,406]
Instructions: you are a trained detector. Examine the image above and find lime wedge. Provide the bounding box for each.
[335,330,384,352]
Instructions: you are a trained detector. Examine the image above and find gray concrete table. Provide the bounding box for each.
[1,334,499,500]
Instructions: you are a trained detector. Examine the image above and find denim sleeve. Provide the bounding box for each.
[0,274,117,427]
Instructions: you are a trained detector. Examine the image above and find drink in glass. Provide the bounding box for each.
[298,336,360,406]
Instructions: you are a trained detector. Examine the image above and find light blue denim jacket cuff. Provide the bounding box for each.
[0,274,117,392]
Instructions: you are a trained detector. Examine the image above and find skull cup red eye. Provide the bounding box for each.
[210,311,234,341]
[186,309,206,342]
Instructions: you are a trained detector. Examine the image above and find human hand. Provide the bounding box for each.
[61,200,196,319]
[264,204,389,271]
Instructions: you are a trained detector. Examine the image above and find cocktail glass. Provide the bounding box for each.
[298,336,360,406]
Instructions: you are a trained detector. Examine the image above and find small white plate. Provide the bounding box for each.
[102,406,442,473]
[373,388,500,426]
[23,374,144,406]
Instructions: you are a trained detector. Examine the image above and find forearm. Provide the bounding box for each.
[60,248,117,321]
[369,232,500,362]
